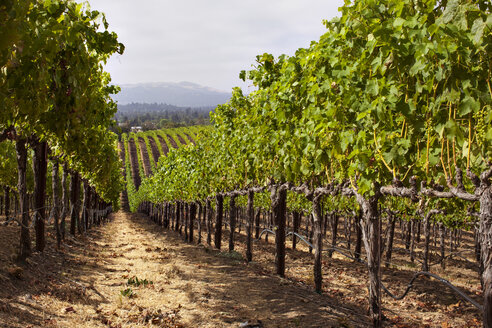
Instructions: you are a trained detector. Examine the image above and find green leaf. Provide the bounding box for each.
[444,119,463,140]
[458,95,479,116]
[382,147,398,164]
[471,18,485,45]
[367,79,379,96]
[409,59,426,76]
[442,0,459,24]
[356,111,369,121]
[393,17,406,28]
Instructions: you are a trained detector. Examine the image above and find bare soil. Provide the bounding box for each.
[0,212,370,327]
[166,135,178,149]
[229,216,482,328]
[183,134,195,145]
[147,137,161,165]
[117,142,130,212]
[137,137,152,177]
[128,138,142,189]
[174,134,187,146]
[156,135,170,156]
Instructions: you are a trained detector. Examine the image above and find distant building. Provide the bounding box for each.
[131,126,143,133]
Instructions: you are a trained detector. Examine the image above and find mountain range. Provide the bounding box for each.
[112,81,231,107]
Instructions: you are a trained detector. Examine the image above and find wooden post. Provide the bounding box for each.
[175,201,180,232]
[189,202,195,243]
[270,185,287,277]
[312,194,324,293]
[246,190,254,262]
[33,140,47,252]
[328,213,339,258]
[229,195,236,251]
[214,194,223,250]
[292,211,300,249]
[206,198,212,245]
[384,212,396,267]
[70,172,80,236]
[52,161,61,248]
[61,164,68,239]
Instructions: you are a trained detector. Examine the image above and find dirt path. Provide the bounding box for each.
[0,212,370,327]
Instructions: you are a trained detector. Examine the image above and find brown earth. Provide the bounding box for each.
[0,203,483,328]
[117,142,130,212]
[137,137,152,177]
[147,137,161,165]
[156,135,170,156]
[224,213,482,328]
[183,133,195,145]
[166,135,179,149]
[128,138,141,189]
[175,134,187,146]
[0,212,370,327]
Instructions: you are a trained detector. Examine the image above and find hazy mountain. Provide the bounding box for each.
[112,81,231,107]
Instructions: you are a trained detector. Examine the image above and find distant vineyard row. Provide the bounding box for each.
[120,126,211,211]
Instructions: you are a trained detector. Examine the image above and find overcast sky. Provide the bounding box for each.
[88,0,345,92]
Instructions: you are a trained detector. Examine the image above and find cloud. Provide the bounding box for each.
[88,0,344,91]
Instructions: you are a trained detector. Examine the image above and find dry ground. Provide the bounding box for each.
[0,209,483,327]
[234,219,482,327]
[0,211,372,328]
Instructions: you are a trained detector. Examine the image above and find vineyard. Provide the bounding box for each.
[128,0,491,327]
[119,126,210,212]
[0,0,491,327]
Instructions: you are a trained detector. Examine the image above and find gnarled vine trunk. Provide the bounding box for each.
[357,188,382,328]
[479,185,492,327]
